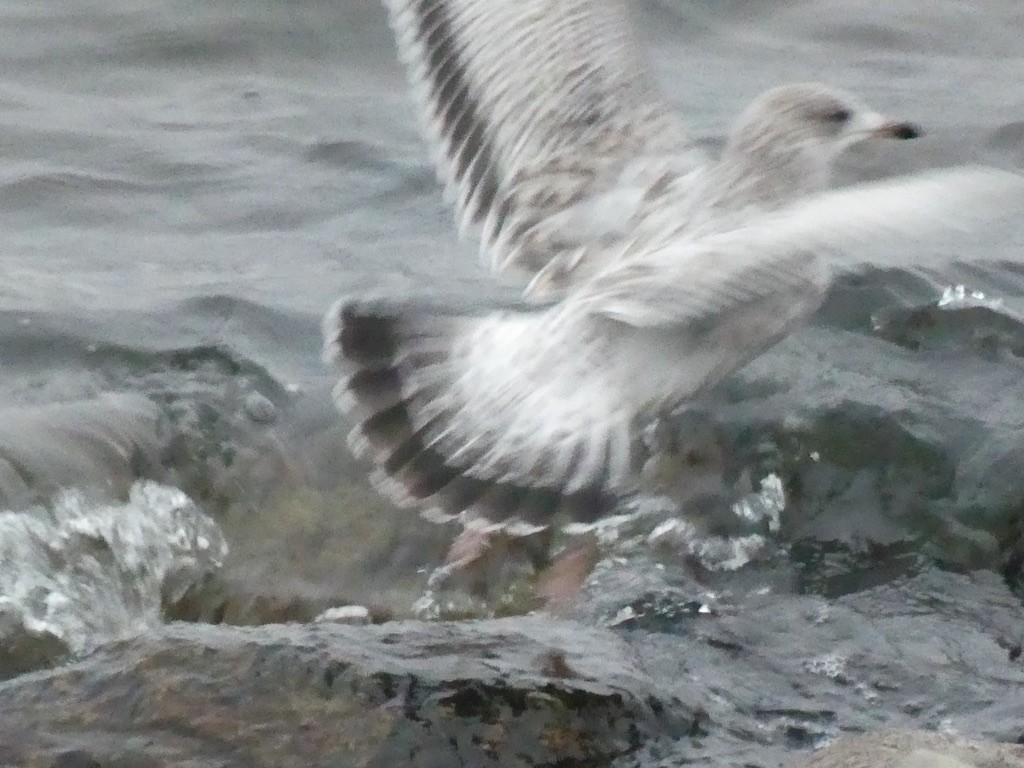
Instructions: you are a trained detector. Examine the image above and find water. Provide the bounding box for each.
[2,3,1024,764]
[2,0,1024,665]
[0,481,225,660]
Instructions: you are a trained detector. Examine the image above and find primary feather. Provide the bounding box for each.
[382,0,922,298]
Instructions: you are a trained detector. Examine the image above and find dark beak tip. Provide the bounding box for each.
[892,122,922,140]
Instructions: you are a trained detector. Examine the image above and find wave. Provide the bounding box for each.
[0,481,226,666]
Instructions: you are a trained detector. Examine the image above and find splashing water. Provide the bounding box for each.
[647,474,788,571]
[937,283,1004,311]
[647,518,769,571]
[732,473,786,533]
[0,481,227,656]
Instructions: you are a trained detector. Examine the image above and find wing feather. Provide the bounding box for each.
[383,0,702,282]
[583,165,1024,330]
[324,298,639,527]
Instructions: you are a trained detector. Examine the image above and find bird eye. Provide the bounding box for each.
[824,106,852,124]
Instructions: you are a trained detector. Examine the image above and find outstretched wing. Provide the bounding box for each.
[583,165,1024,337]
[325,165,1024,529]
[384,0,703,284]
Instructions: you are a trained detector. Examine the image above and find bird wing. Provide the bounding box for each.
[384,0,704,286]
[326,165,1024,528]
[325,296,641,529]
[581,165,1024,339]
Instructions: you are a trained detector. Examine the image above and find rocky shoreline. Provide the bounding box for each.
[0,617,694,767]
[2,564,1023,766]
[3,293,1024,765]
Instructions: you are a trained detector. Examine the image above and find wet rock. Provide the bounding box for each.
[11,564,1019,767]
[601,567,1024,767]
[790,730,1024,768]
[872,303,1024,360]
[0,601,70,680]
[186,395,463,624]
[243,391,278,424]
[700,303,1024,578]
[0,617,696,768]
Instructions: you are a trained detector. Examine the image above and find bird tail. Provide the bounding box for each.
[322,296,619,532]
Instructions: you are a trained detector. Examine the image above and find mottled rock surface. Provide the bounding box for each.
[599,567,1024,767]
[790,730,1024,768]
[3,568,1024,767]
[0,617,696,768]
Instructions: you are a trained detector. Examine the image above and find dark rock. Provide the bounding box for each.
[702,305,1024,580]
[599,567,1024,767]
[0,617,696,768]
[188,394,466,624]
[0,605,70,681]
[50,750,102,768]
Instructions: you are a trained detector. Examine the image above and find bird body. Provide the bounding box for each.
[325,0,1024,533]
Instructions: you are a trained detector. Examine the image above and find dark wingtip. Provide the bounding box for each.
[338,307,400,365]
[323,295,623,534]
[322,296,405,368]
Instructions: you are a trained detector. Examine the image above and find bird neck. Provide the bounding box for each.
[704,141,830,212]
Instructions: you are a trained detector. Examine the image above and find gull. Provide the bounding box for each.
[377,0,920,297]
[323,0,1024,532]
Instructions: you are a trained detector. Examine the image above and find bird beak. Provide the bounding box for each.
[863,113,922,140]
[872,120,921,140]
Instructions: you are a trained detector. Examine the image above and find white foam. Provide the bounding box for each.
[937,283,1004,311]
[0,480,227,655]
[647,516,768,571]
[315,605,371,625]
[732,473,786,533]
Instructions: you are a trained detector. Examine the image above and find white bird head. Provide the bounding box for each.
[715,83,921,203]
[728,82,920,158]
